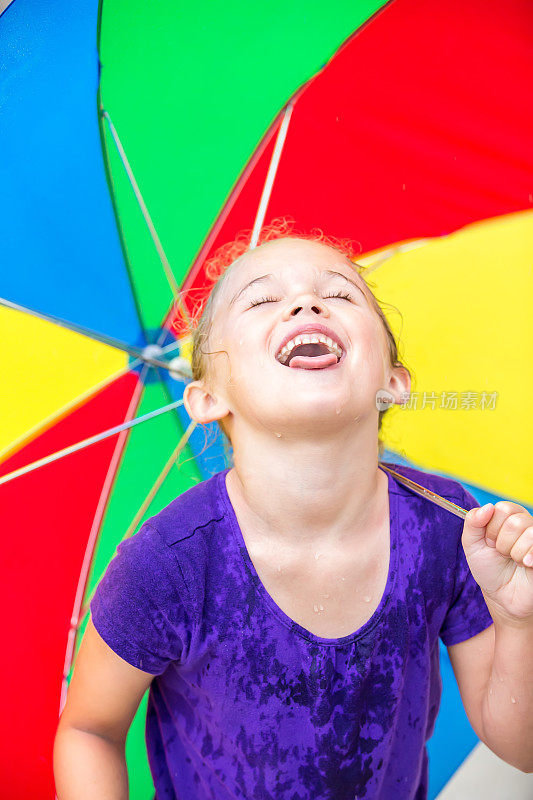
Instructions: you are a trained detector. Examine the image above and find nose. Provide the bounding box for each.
[283,292,329,319]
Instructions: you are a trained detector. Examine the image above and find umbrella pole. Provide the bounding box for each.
[379,462,469,519]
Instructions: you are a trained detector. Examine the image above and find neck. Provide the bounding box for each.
[226,421,388,548]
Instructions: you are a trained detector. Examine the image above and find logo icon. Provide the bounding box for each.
[375,389,395,411]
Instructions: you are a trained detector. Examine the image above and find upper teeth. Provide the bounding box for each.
[277,333,343,363]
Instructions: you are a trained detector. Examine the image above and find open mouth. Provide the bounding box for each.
[276,336,343,370]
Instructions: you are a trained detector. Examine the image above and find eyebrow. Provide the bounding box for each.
[229,268,366,307]
[228,274,274,307]
[321,269,367,296]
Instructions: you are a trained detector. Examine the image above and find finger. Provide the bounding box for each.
[484,500,529,549]
[494,511,532,557]
[462,503,495,549]
[509,526,533,566]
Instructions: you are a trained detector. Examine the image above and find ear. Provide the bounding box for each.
[386,365,411,405]
[183,380,231,425]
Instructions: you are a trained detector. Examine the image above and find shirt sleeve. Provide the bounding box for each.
[439,486,494,647]
[90,521,192,675]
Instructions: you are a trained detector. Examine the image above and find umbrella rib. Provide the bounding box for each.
[175,103,290,311]
[0,361,134,465]
[0,295,187,375]
[76,418,198,633]
[96,80,150,347]
[62,322,192,702]
[101,109,192,329]
[357,238,433,274]
[59,363,150,714]
[0,397,186,486]
[125,418,199,538]
[250,101,294,249]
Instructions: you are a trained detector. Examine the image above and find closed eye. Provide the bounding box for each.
[323,291,354,301]
[249,295,281,307]
[249,290,354,308]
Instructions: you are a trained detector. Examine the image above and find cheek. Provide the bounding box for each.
[225,318,263,360]
[208,329,253,387]
[351,317,389,374]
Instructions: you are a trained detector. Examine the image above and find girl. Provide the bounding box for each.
[54,231,533,799]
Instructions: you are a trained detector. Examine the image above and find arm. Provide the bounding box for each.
[54,617,155,799]
[448,615,533,772]
[447,500,533,773]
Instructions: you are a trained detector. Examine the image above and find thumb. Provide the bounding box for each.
[462,503,495,550]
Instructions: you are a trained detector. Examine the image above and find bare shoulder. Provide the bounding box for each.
[57,617,156,744]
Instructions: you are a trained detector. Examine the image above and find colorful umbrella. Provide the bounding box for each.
[1,0,531,798]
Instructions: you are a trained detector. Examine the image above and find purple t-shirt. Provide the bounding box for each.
[90,462,494,800]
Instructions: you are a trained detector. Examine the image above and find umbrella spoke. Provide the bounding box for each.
[76,417,198,628]
[101,109,192,330]
[0,295,186,373]
[0,361,137,465]
[357,239,432,273]
[0,397,186,486]
[125,418,199,538]
[59,366,149,713]
[1,295,193,381]
[250,101,294,249]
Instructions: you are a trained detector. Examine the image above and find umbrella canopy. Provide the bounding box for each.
[0,0,531,798]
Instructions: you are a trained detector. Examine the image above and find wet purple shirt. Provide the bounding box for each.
[90,462,494,799]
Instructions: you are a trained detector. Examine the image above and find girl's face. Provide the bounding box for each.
[202,237,398,439]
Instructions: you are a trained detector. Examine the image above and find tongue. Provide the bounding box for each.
[289,353,338,369]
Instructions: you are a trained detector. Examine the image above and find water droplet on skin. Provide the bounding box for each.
[313,604,319,613]
[314,552,322,560]
[239,339,243,346]
[341,576,346,581]
[335,408,341,415]
[511,696,517,703]
[489,687,493,695]
[318,604,324,611]
[275,432,282,438]
[363,595,371,602]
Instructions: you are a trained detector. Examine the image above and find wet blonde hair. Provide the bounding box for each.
[188,219,410,458]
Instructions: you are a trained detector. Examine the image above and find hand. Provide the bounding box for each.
[462,501,533,623]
